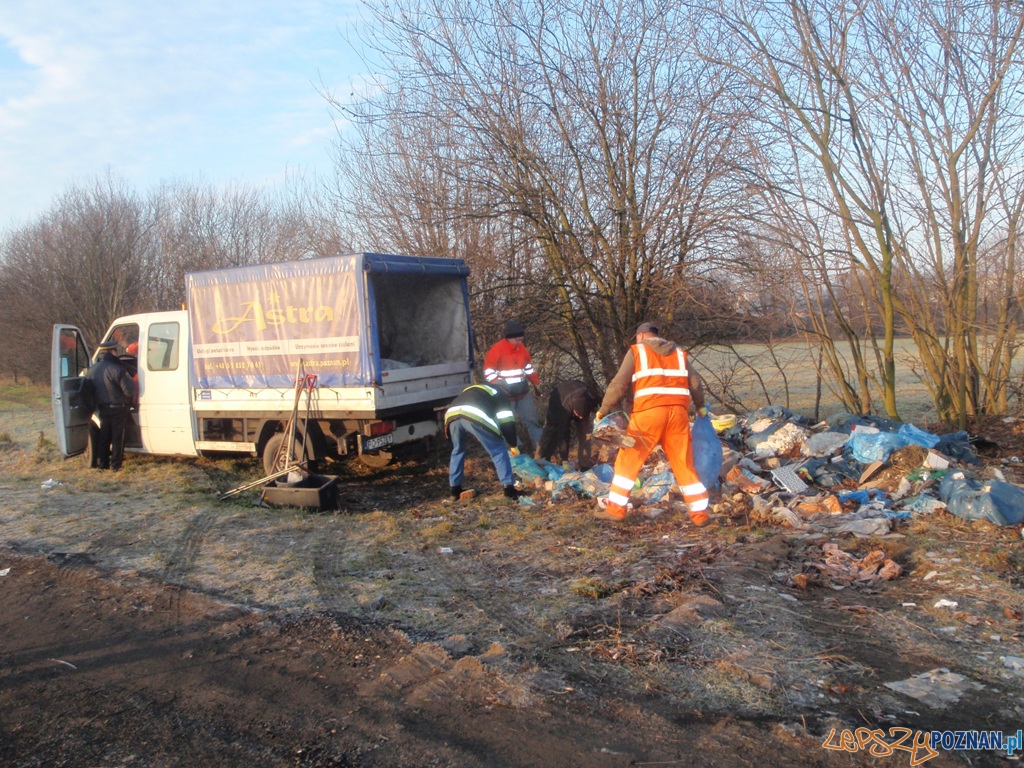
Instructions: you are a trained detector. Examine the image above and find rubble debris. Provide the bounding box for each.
[883,668,984,709]
[810,543,902,584]
[591,411,635,448]
[508,404,1023,533]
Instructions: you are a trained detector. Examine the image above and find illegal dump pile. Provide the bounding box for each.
[508,406,1024,539]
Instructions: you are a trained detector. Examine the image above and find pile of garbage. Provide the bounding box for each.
[509,406,1024,531]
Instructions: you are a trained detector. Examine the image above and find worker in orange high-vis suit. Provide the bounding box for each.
[594,322,710,526]
[483,319,543,451]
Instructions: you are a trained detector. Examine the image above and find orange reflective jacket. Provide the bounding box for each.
[630,343,691,411]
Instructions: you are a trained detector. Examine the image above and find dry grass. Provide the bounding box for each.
[4,380,1024,728]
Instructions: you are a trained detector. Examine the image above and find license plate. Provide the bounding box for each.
[363,433,393,452]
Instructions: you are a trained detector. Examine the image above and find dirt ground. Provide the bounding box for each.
[1,406,1024,767]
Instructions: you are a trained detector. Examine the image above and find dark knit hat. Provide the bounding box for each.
[96,339,118,351]
[504,319,525,338]
[635,322,659,335]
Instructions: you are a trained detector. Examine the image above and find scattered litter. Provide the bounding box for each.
[506,404,1018,538]
[637,470,675,502]
[884,668,984,709]
[821,516,892,538]
[771,464,809,493]
[933,599,959,609]
[0,567,9,577]
[810,543,902,584]
[438,547,453,555]
[711,413,738,432]
[726,464,770,493]
[41,479,63,489]
[1000,656,1024,675]
[801,431,849,458]
[592,412,635,448]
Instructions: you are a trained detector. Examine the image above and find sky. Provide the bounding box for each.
[0,0,370,230]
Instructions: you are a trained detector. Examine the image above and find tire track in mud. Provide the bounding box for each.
[160,509,218,588]
[310,537,354,613]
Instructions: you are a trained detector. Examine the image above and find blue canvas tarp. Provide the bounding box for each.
[187,253,471,389]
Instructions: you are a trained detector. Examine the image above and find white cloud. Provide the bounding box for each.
[0,0,367,228]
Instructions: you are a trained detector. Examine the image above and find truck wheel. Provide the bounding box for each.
[263,433,310,476]
[358,450,392,468]
[82,425,98,468]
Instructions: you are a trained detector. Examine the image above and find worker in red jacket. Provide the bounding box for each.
[483,319,543,451]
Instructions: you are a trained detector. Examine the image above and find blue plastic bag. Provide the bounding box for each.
[510,454,548,483]
[939,473,1024,526]
[638,470,675,502]
[590,463,615,484]
[849,431,903,463]
[692,414,723,489]
[533,458,565,480]
[850,423,939,463]
[897,423,939,449]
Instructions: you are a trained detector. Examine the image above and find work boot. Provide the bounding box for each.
[503,485,522,500]
[593,497,627,522]
[689,510,710,527]
[450,485,462,499]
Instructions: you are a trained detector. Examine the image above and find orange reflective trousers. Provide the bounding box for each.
[605,404,709,520]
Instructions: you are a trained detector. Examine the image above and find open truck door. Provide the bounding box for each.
[51,324,93,457]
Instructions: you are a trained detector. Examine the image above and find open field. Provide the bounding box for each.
[696,337,1021,427]
[1,381,1024,766]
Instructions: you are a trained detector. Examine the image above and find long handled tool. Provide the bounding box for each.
[273,360,306,471]
[216,460,308,500]
[299,373,317,466]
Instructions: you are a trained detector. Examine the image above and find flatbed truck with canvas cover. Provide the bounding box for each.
[52,253,474,473]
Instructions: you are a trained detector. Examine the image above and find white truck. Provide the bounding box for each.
[52,252,474,473]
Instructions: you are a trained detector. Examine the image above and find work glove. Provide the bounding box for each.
[533,385,543,397]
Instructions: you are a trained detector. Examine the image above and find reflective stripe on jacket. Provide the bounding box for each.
[444,384,518,446]
[483,338,538,399]
[631,343,691,410]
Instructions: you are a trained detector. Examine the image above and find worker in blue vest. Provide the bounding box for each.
[444,384,523,500]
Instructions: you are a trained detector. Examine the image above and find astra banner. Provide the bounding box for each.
[187,256,367,389]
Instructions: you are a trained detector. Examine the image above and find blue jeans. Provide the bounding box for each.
[449,418,515,488]
[511,393,543,449]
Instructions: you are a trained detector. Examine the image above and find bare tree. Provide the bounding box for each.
[0,175,342,380]
[149,182,317,309]
[0,175,157,379]
[329,0,750,386]
[708,0,1024,426]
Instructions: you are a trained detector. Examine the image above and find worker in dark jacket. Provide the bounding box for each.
[535,380,601,470]
[86,338,136,471]
[444,384,523,500]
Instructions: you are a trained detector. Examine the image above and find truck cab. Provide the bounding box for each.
[52,312,198,462]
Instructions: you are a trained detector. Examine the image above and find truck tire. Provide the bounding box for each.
[263,433,310,476]
[82,424,98,468]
